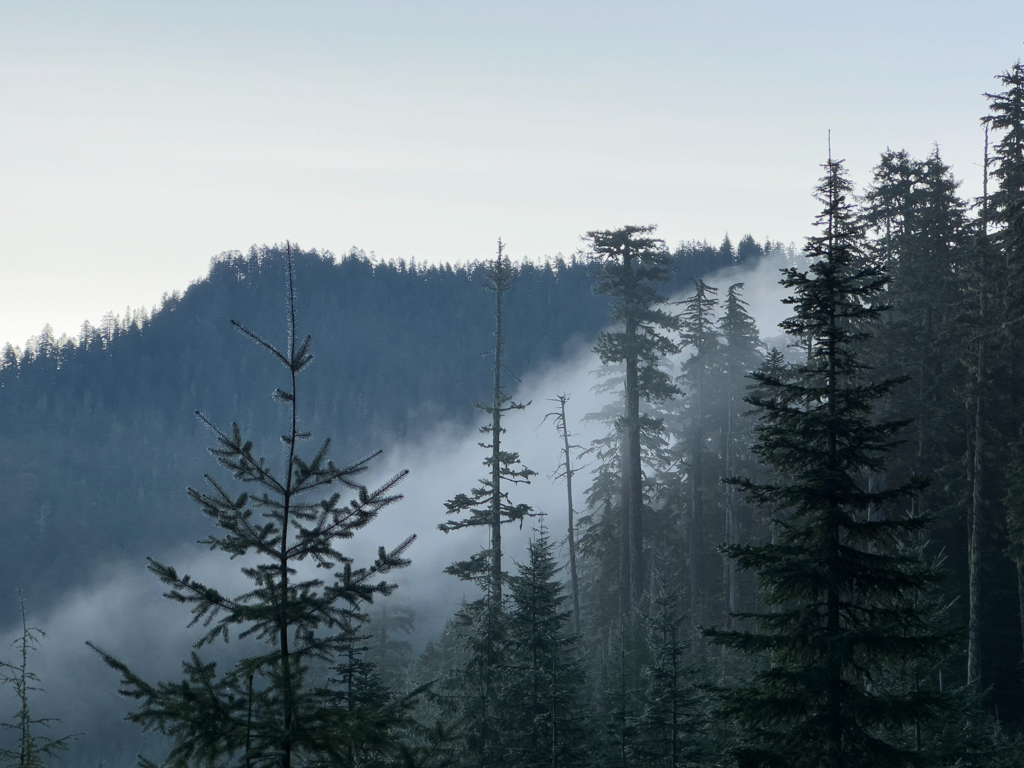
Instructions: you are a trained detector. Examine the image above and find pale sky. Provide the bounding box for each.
[2,1,1022,348]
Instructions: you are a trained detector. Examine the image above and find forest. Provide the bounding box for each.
[0,61,1023,768]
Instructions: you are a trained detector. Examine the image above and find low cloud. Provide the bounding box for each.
[1,251,793,767]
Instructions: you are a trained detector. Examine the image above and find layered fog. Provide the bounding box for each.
[0,250,794,766]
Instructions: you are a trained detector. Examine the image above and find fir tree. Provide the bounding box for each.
[543,394,584,636]
[985,61,1024,672]
[707,158,949,767]
[716,284,764,627]
[587,225,680,615]
[368,603,416,695]
[438,239,536,602]
[501,527,589,768]
[673,279,719,629]
[985,61,1024,286]
[89,247,416,768]
[633,573,703,768]
[0,595,77,768]
[437,240,535,768]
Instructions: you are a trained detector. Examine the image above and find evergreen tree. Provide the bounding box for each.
[673,279,720,629]
[985,61,1024,289]
[501,527,589,768]
[707,158,949,767]
[368,603,416,695]
[439,239,536,602]
[0,595,77,768]
[437,240,535,768]
[587,225,680,615]
[89,247,416,768]
[985,61,1024,673]
[633,575,703,768]
[716,284,764,627]
[599,618,645,768]
[544,394,583,636]
[735,235,764,265]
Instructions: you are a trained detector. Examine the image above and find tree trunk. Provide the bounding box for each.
[619,429,631,621]
[968,366,984,689]
[556,395,582,636]
[490,242,506,608]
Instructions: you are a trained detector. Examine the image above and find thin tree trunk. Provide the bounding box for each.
[1017,562,1024,666]
[490,243,506,608]
[968,366,984,689]
[619,429,631,621]
[628,363,644,608]
[555,395,582,636]
[280,244,299,768]
[622,246,641,614]
[724,354,737,630]
[690,298,705,629]
[689,428,703,628]
[968,383,983,688]
[968,129,990,691]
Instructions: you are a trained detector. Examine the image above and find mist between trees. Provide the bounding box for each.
[1,62,1024,768]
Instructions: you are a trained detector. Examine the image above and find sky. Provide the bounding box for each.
[2,1,1023,348]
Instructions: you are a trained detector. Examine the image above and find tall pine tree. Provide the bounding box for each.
[587,225,680,616]
[437,240,535,768]
[708,158,949,767]
[89,247,416,768]
[501,527,590,768]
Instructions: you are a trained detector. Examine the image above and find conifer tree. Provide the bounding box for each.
[544,394,583,636]
[437,240,535,768]
[576,405,624,631]
[501,527,589,768]
[439,239,535,603]
[673,279,719,628]
[985,61,1024,288]
[89,247,416,768]
[0,595,77,768]
[860,147,967,512]
[633,575,703,768]
[587,225,680,615]
[716,284,763,627]
[985,61,1024,669]
[368,603,416,694]
[599,619,644,768]
[707,158,949,767]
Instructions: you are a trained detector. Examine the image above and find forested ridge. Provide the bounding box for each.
[2,62,1024,768]
[0,237,762,611]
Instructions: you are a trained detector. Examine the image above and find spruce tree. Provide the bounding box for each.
[716,284,764,627]
[673,279,720,629]
[631,559,704,768]
[89,247,416,768]
[0,595,77,768]
[587,225,680,615]
[501,527,589,768]
[707,158,949,767]
[544,394,583,636]
[985,61,1024,670]
[438,239,535,602]
[436,240,535,768]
